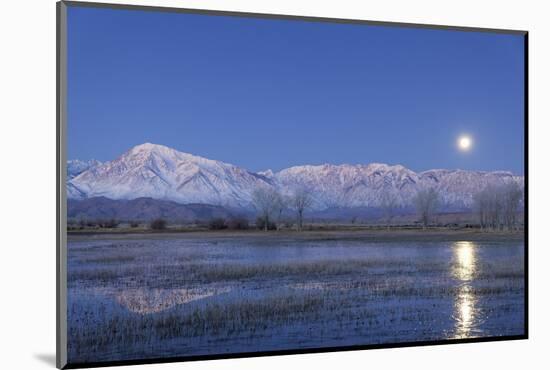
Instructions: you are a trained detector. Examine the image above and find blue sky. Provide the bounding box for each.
[67,6,525,174]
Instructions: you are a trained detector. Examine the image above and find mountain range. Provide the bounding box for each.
[67,143,523,212]
[67,159,102,179]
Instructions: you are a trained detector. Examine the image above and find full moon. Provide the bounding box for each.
[458,136,472,151]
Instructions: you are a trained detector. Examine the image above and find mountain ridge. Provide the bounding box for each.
[68,143,523,211]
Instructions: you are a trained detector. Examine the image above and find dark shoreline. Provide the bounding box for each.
[67,228,524,243]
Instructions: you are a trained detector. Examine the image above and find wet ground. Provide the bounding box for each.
[67,233,525,364]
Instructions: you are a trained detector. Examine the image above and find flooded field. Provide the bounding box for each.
[67,233,525,364]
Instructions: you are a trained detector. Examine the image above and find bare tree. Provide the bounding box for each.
[474,182,523,232]
[273,194,288,230]
[488,186,504,230]
[473,188,490,231]
[501,181,523,231]
[380,190,398,230]
[413,188,440,229]
[251,186,280,231]
[291,188,313,231]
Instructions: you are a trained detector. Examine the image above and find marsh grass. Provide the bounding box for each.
[67,237,525,363]
[68,276,523,362]
[68,257,523,289]
[83,255,137,264]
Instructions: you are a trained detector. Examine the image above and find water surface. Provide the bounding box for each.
[67,235,524,363]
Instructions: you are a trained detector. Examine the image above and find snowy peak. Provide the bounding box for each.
[69,143,273,207]
[257,169,275,178]
[271,163,520,210]
[120,143,243,173]
[67,143,523,211]
[67,159,102,179]
[126,143,198,162]
[130,142,168,152]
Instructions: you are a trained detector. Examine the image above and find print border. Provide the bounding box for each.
[56,1,528,368]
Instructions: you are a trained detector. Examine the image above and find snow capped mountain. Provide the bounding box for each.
[67,159,102,179]
[274,163,420,209]
[68,143,523,211]
[69,143,272,208]
[418,169,521,208]
[257,169,275,178]
[273,164,521,210]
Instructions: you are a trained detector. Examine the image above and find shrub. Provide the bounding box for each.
[282,219,295,229]
[93,219,118,228]
[129,221,140,228]
[150,218,167,230]
[226,217,249,230]
[102,219,119,228]
[255,217,276,231]
[208,218,227,230]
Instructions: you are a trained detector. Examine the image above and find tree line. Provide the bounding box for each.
[68,182,523,232]
[409,182,523,231]
[473,182,523,231]
[251,185,313,231]
[359,181,523,231]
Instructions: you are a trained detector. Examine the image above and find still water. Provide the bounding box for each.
[67,236,525,363]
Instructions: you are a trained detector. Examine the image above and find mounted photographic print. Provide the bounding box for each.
[56,1,528,368]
